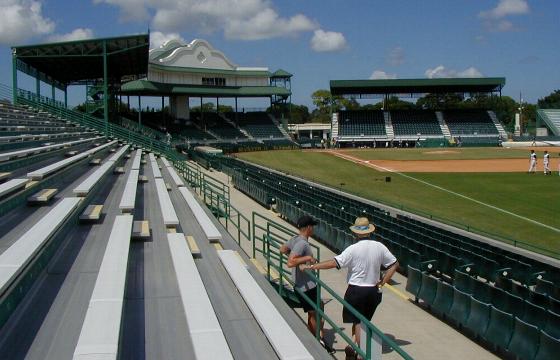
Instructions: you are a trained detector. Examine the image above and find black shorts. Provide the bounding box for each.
[296,286,319,313]
[342,285,382,324]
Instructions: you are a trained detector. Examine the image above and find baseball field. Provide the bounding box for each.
[237,147,560,258]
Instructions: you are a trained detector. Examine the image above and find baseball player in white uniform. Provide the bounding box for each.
[543,151,551,175]
[528,150,537,173]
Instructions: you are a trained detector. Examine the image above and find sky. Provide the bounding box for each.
[0,0,558,109]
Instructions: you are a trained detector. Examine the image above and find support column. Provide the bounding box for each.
[102,40,109,136]
[12,49,18,104]
[235,97,238,125]
[138,96,142,126]
[64,86,68,108]
[36,78,41,97]
[161,96,165,129]
[51,83,55,103]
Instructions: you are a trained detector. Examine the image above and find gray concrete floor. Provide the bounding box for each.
[197,162,500,360]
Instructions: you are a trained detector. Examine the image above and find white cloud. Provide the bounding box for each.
[310,29,347,52]
[0,0,55,45]
[97,0,318,40]
[227,9,316,40]
[425,65,483,79]
[47,28,94,43]
[479,0,529,19]
[479,0,529,32]
[369,70,397,80]
[387,46,405,66]
[150,31,184,49]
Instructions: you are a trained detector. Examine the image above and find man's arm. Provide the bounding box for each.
[279,244,289,255]
[287,252,316,268]
[301,259,337,271]
[377,261,399,288]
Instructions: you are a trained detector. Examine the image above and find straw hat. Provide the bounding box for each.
[349,217,376,235]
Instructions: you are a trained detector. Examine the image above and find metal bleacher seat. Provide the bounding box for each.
[166,165,184,187]
[131,149,142,170]
[119,169,139,213]
[167,233,233,359]
[0,197,82,296]
[178,187,222,242]
[0,136,102,162]
[73,214,133,360]
[155,178,179,227]
[0,178,29,198]
[149,153,162,178]
[27,140,116,180]
[217,250,313,360]
[73,145,128,196]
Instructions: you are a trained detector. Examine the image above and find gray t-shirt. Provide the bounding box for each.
[287,235,316,291]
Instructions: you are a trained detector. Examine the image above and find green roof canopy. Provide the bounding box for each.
[120,79,291,98]
[271,69,293,78]
[13,34,149,89]
[330,77,506,96]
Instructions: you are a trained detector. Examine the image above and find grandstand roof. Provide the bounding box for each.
[120,79,291,98]
[330,77,506,96]
[271,69,293,78]
[12,34,149,88]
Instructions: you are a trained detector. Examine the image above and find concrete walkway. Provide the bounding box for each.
[195,162,499,360]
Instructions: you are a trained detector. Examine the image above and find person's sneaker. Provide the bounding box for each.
[344,345,357,360]
[320,338,335,354]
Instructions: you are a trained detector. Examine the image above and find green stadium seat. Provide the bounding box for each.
[453,270,474,294]
[432,280,454,318]
[418,273,438,308]
[544,310,560,340]
[471,278,493,303]
[507,318,539,360]
[504,293,525,318]
[449,288,471,327]
[535,278,554,296]
[550,297,560,315]
[483,306,514,351]
[405,266,423,301]
[465,296,491,339]
[522,300,547,329]
[511,281,531,300]
[534,331,560,360]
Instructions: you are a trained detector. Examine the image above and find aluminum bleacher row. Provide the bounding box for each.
[0,136,103,162]
[0,102,328,359]
[215,155,560,357]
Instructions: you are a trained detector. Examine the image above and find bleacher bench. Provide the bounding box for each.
[28,188,57,204]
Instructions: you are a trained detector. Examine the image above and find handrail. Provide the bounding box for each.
[259,226,413,360]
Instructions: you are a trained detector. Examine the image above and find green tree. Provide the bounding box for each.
[289,104,310,124]
[537,90,560,109]
[416,93,464,109]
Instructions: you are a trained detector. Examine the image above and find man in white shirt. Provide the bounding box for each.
[544,150,551,175]
[303,217,398,357]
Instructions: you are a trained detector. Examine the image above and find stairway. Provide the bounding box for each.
[487,111,508,140]
[331,113,339,139]
[269,114,291,139]
[435,112,452,139]
[384,112,394,139]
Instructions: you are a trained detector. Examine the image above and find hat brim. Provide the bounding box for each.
[349,224,376,234]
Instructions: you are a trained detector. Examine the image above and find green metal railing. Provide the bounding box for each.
[235,212,412,360]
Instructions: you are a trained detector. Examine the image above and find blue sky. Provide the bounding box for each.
[0,0,558,109]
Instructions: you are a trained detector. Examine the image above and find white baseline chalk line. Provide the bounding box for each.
[332,152,560,234]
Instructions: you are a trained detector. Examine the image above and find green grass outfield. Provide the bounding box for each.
[237,149,560,257]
